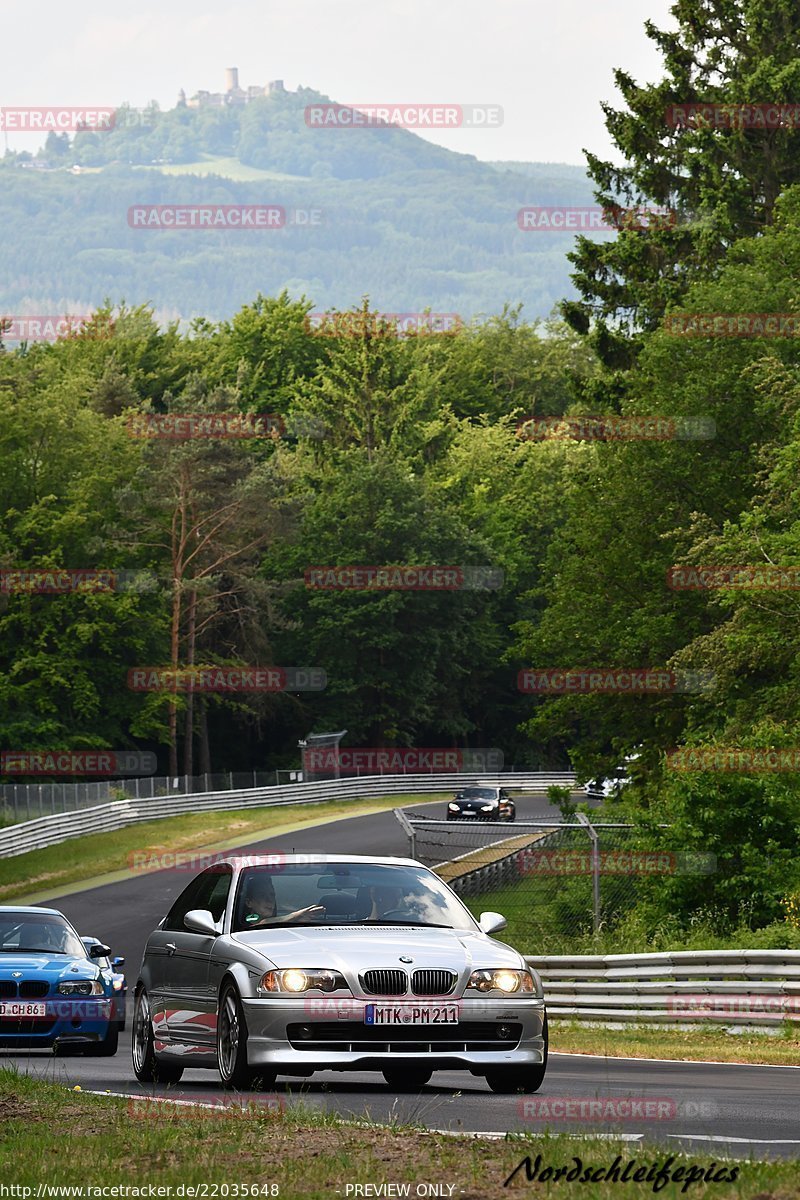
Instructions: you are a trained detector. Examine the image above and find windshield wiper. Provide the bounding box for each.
[238,920,323,930]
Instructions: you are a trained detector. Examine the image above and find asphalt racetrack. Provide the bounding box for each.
[4,796,799,1159]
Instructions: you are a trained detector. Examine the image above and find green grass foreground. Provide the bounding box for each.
[0,1070,797,1197]
[0,795,444,903]
[550,1021,800,1066]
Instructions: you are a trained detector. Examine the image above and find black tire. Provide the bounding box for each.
[84,1021,119,1057]
[131,988,184,1084]
[217,982,276,1091]
[382,1065,433,1090]
[485,1015,547,1095]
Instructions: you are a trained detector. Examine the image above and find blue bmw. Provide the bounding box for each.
[0,906,118,1055]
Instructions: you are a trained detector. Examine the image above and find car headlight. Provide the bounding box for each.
[57,980,104,996]
[481,804,495,812]
[466,969,534,994]
[112,978,124,991]
[258,968,349,994]
[448,802,459,810]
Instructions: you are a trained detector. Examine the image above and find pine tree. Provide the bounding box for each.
[563,0,800,368]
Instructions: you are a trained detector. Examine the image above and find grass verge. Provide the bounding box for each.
[550,1020,800,1066]
[0,794,444,903]
[0,1070,796,1197]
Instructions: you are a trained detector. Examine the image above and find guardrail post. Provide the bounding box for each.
[576,812,600,935]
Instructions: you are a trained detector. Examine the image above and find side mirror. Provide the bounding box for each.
[478,911,507,936]
[184,909,219,937]
[111,956,125,969]
[88,942,111,958]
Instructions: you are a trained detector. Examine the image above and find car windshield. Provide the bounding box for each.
[456,788,497,800]
[231,863,478,933]
[0,913,87,957]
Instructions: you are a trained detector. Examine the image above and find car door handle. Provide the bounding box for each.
[165,943,177,956]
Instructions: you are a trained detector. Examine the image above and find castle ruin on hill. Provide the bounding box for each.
[179,68,288,110]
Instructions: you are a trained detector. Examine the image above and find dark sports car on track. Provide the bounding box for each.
[132,854,547,1094]
[447,786,516,821]
[0,906,118,1055]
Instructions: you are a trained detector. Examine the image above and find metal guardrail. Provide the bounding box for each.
[0,772,576,860]
[524,950,800,1026]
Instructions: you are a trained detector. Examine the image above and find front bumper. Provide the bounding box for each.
[241,996,546,1070]
[0,997,113,1049]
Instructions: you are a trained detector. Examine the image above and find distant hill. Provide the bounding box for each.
[0,89,602,325]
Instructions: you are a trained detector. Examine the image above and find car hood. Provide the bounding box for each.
[230,926,524,975]
[454,798,497,808]
[0,954,98,981]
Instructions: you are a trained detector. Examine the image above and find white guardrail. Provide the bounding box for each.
[0,772,576,860]
[524,951,800,1027]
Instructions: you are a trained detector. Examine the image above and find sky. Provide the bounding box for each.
[1,0,675,164]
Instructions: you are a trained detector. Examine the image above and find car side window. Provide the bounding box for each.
[203,868,233,923]
[163,868,232,931]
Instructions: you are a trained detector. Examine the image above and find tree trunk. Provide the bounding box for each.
[199,698,212,780]
[168,580,181,779]
[183,586,197,778]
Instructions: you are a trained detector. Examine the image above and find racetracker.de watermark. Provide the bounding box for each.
[518,669,715,694]
[516,415,715,441]
[128,206,286,229]
[514,849,716,876]
[301,747,504,774]
[127,1096,285,1120]
[517,207,676,232]
[0,315,107,342]
[0,569,157,594]
[665,103,800,130]
[664,313,800,337]
[126,413,285,439]
[304,103,502,129]
[127,666,326,692]
[0,750,155,776]
[0,106,156,132]
[517,1097,717,1122]
[668,994,800,1018]
[305,312,463,336]
[666,747,800,772]
[127,850,302,873]
[667,564,800,590]
[304,565,503,590]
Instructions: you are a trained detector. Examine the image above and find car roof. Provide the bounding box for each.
[0,906,65,915]
[223,854,420,868]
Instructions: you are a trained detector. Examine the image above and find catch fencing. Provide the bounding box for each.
[0,772,575,859]
[397,812,713,948]
[0,766,575,824]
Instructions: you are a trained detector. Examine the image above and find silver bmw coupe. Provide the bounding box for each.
[132,854,547,1093]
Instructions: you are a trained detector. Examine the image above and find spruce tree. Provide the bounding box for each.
[563,0,800,368]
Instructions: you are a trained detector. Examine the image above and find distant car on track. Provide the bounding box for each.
[583,770,631,799]
[447,785,516,821]
[82,937,127,1031]
[0,906,118,1055]
[583,753,640,800]
[132,854,547,1094]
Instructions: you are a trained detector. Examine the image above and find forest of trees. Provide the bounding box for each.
[4,0,800,943]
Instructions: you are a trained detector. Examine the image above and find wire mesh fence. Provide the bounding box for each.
[395,812,715,954]
[0,769,305,825]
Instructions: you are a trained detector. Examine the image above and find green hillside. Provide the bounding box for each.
[1,89,600,322]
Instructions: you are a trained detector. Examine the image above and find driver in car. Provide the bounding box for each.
[367,885,406,919]
[241,873,324,928]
